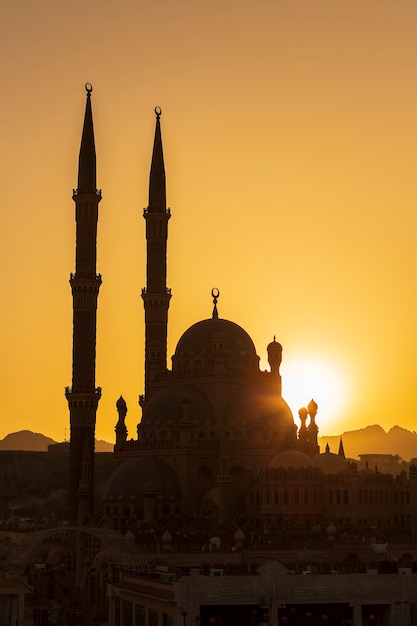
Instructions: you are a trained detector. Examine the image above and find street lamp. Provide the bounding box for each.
[181,610,187,626]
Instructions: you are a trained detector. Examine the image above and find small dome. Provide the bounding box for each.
[93,548,118,568]
[104,456,181,500]
[314,451,347,474]
[140,385,214,429]
[267,337,282,353]
[269,450,316,469]
[46,546,65,567]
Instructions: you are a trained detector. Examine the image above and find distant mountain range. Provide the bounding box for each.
[318,424,417,462]
[0,430,113,453]
[1,425,416,461]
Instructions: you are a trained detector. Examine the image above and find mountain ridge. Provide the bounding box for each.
[318,424,417,461]
[1,426,416,460]
[0,430,113,452]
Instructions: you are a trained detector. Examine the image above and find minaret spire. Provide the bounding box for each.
[141,107,171,403]
[66,84,102,524]
[77,84,96,193]
[148,106,166,213]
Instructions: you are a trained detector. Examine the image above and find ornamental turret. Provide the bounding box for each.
[307,398,320,454]
[66,84,102,523]
[267,335,282,394]
[115,396,128,450]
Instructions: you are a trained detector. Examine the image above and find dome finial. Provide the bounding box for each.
[211,288,220,319]
[155,106,162,120]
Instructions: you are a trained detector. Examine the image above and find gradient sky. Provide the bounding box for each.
[0,1,416,444]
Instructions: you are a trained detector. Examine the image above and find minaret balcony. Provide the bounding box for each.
[65,386,102,397]
[141,287,171,297]
[143,206,170,217]
[70,273,102,281]
[73,188,102,198]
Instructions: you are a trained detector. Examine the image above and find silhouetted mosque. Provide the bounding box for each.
[6,82,413,626]
[68,86,417,542]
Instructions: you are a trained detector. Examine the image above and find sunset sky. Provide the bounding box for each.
[0,1,416,444]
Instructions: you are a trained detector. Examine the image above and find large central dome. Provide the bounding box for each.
[173,317,259,369]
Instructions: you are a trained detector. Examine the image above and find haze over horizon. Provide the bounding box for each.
[1,1,416,442]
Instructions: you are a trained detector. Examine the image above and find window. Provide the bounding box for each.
[149,609,158,626]
[122,601,132,626]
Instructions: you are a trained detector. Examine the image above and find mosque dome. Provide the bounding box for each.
[269,450,316,469]
[104,456,181,500]
[140,384,215,429]
[314,450,348,474]
[173,317,259,370]
[225,383,296,435]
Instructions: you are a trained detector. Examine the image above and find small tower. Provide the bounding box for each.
[141,107,171,404]
[66,84,102,523]
[298,407,309,442]
[267,336,283,394]
[307,398,320,455]
[115,396,128,450]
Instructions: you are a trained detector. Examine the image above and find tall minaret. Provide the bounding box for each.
[66,84,102,524]
[141,107,171,403]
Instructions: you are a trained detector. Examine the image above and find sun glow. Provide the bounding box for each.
[281,355,347,433]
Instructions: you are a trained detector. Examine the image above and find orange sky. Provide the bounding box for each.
[0,1,416,443]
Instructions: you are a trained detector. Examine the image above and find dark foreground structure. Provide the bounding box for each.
[6,85,417,626]
[68,88,417,546]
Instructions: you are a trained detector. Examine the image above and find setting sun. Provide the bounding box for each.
[281,355,347,433]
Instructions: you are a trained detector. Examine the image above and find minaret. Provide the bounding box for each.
[141,107,171,403]
[66,84,102,524]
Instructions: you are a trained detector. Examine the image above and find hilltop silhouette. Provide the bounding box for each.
[318,424,417,462]
[0,430,112,452]
[1,426,416,459]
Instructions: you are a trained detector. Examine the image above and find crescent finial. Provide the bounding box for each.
[211,288,220,319]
